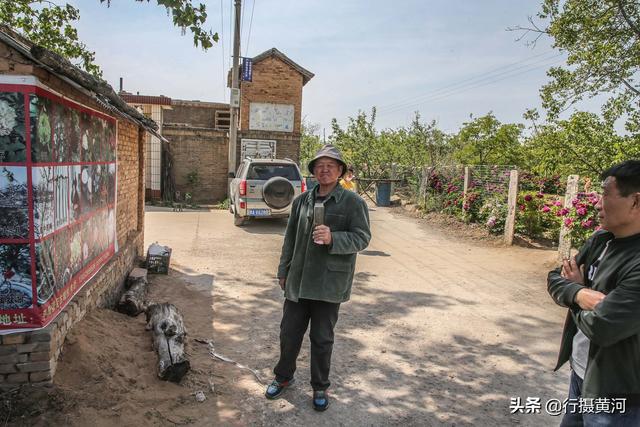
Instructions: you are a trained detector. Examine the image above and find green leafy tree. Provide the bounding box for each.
[513,0,640,131]
[524,110,639,179]
[331,108,397,179]
[300,120,323,175]
[330,109,452,180]
[0,0,218,78]
[406,112,451,168]
[451,113,525,166]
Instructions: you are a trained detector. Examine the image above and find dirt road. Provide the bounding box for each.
[142,204,570,426]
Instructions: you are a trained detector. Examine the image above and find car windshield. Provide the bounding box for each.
[246,164,300,181]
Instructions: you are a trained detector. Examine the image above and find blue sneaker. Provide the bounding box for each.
[312,390,329,411]
[265,378,295,400]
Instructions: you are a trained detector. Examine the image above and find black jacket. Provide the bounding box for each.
[548,230,640,403]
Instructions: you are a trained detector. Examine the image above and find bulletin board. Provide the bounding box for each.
[0,77,117,331]
[249,102,294,132]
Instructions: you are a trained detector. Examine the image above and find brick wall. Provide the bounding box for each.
[164,100,229,128]
[239,56,304,135]
[116,120,145,252]
[164,125,229,203]
[0,39,146,387]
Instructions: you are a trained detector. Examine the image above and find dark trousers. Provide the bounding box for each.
[274,298,340,391]
[560,371,640,427]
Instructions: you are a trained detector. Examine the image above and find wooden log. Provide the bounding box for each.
[145,303,190,383]
[117,271,148,316]
[126,267,147,287]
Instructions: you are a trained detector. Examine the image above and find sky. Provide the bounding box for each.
[66,0,602,136]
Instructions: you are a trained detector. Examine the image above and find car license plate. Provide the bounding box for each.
[249,208,271,216]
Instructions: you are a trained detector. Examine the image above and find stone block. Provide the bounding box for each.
[0,354,19,364]
[16,343,39,353]
[29,330,53,342]
[2,334,25,345]
[6,373,29,383]
[16,361,51,373]
[29,371,52,382]
[0,345,17,356]
[31,341,51,352]
[29,352,51,362]
[0,364,17,374]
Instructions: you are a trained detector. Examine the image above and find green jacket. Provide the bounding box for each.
[548,230,640,403]
[277,184,371,303]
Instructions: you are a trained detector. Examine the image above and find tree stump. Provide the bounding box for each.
[145,303,190,383]
[116,268,148,316]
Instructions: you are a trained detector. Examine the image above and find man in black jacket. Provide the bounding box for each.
[548,160,640,426]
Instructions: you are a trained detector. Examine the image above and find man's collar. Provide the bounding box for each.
[310,182,345,203]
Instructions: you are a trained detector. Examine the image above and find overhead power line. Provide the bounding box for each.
[376,55,565,118]
[377,50,561,113]
[228,0,233,71]
[220,0,226,102]
[245,0,255,57]
[379,54,562,115]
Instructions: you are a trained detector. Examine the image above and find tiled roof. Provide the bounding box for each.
[120,93,172,106]
[252,48,315,85]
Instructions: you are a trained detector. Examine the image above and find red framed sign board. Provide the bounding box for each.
[0,76,117,332]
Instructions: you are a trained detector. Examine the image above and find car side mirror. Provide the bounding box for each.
[228,172,235,178]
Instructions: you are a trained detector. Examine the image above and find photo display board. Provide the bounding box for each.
[0,78,117,331]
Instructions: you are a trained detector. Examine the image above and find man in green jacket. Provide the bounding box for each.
[265,144,371,411]
[548,160,640,426]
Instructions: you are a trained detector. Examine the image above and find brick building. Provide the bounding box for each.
[0,28,155,387]
[125,47,314,203]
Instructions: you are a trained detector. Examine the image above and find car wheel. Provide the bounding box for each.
[234,213,246,227]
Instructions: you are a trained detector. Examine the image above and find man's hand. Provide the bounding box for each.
[561,256,584,284]
[278,278,286,290]
[575,288,606,311]
[312,225,332,245]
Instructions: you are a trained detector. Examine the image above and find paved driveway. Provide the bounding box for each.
[144,205,570,426]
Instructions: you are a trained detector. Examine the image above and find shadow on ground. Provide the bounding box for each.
[238,218,288,236]
[213,269,565,426]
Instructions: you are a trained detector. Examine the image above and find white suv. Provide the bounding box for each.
[229,158,306,226]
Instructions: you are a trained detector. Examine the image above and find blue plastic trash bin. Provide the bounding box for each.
[376,181,392,206]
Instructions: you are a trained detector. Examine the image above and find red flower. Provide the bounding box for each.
[581,219,594,229]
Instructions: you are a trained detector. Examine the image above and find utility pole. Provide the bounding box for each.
[228,0,242,181]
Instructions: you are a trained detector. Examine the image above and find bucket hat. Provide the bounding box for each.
[307,144,347,177]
